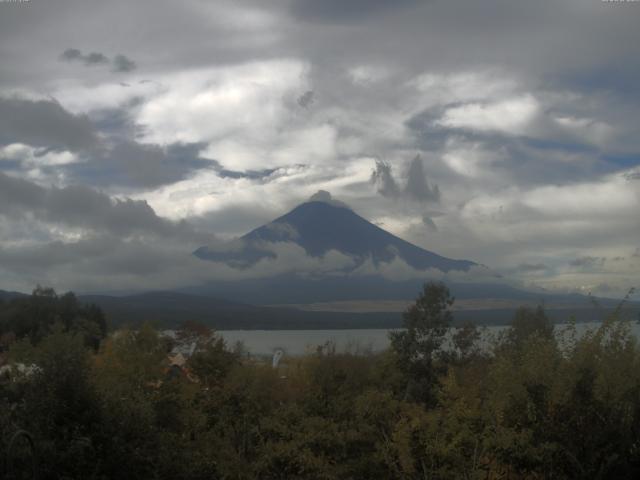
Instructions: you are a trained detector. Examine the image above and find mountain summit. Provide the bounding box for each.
[194,193,475,273]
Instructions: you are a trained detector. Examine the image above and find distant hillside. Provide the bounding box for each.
[79,291,402,330]
[2,288,637,331]
[0,289,27,302]
[186,275,548,305]
[80,290,639,331]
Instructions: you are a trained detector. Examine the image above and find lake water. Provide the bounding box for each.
[218,322,640,356]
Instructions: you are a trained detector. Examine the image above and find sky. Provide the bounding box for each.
[0,0,639,297]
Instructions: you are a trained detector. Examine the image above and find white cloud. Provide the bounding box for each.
[135,60,317,170]
[409,70,521,109]
[0,143,79,167]
[442,142,505,178]
[52,80,162,114]
[438,95,540,135]
[553,115,614,147]
[347,65,393,86]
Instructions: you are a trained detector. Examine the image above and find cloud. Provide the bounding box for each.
[422,215,438,232]
[0,236,360,294]
[437,95,540,136]
[297,90,315,108]
[516,263,549,273]
[568,256,606,269]
[0,96,97,151]
[0,171,205,241]
[290,0,421,23]
[351,254,500,283]
[60,48,109,66]
[112,54,136,73]
[0,97,215,189]
[73,140,214,189]
[405,155,440,202]
[371,156,440,203]
[60,48,137,72]
[0,143,78,170]
[371,160,400,197]
[133,60,337,171]
[0,0,638,298]
[308,190,350,209]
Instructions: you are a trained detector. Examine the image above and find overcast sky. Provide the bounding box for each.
[0,0,638,297]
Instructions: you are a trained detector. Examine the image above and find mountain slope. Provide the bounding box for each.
[195,201,476,272]
[0,289,28,302]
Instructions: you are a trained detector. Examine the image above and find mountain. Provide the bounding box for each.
[189,197,549,306]
[0,289,27,302]
[32,195,625,328]
[195,200,476,272]
[190,197,631,315]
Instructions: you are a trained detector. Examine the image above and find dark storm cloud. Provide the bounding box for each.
[60,48,109,66]
[297,90,315,109]
[89,105,139,138]
[0,236,198,285]
[0,97,97,151]
[422,215,438,232]
[84,52,110,65]
[371,156,440,203]
[0,170,204,240]
[290,0,421,23]
[371,160,400,198]
[0,97,214,189]
[216,166,277,181]
[405,156,440,202]
[60,48,82,61]
[112,54,137,73]
[76,141,213,189]
[60,48,136,72]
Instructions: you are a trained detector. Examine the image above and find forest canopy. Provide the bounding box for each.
[0,283,639,479]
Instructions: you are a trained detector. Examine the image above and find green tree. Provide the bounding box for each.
[0,286,107,349]
[507,305,554,349]
[390,281,454,405]
[451,321,482,364]
[188,334,239,387]
[18,326,102,479]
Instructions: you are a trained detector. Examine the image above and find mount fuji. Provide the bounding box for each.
[194,196,476,273]
[188,193,531,306]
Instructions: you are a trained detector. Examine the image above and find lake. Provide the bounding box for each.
[218,321,640,356]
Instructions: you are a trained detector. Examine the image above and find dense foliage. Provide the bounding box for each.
[1,283,639,479]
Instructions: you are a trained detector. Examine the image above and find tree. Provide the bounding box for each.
[507,305,554,349]
[390,282,454,405]
[18,326,102,478]
[188,334,239,386]
[0,286,107,349]
[451,321,482,364]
